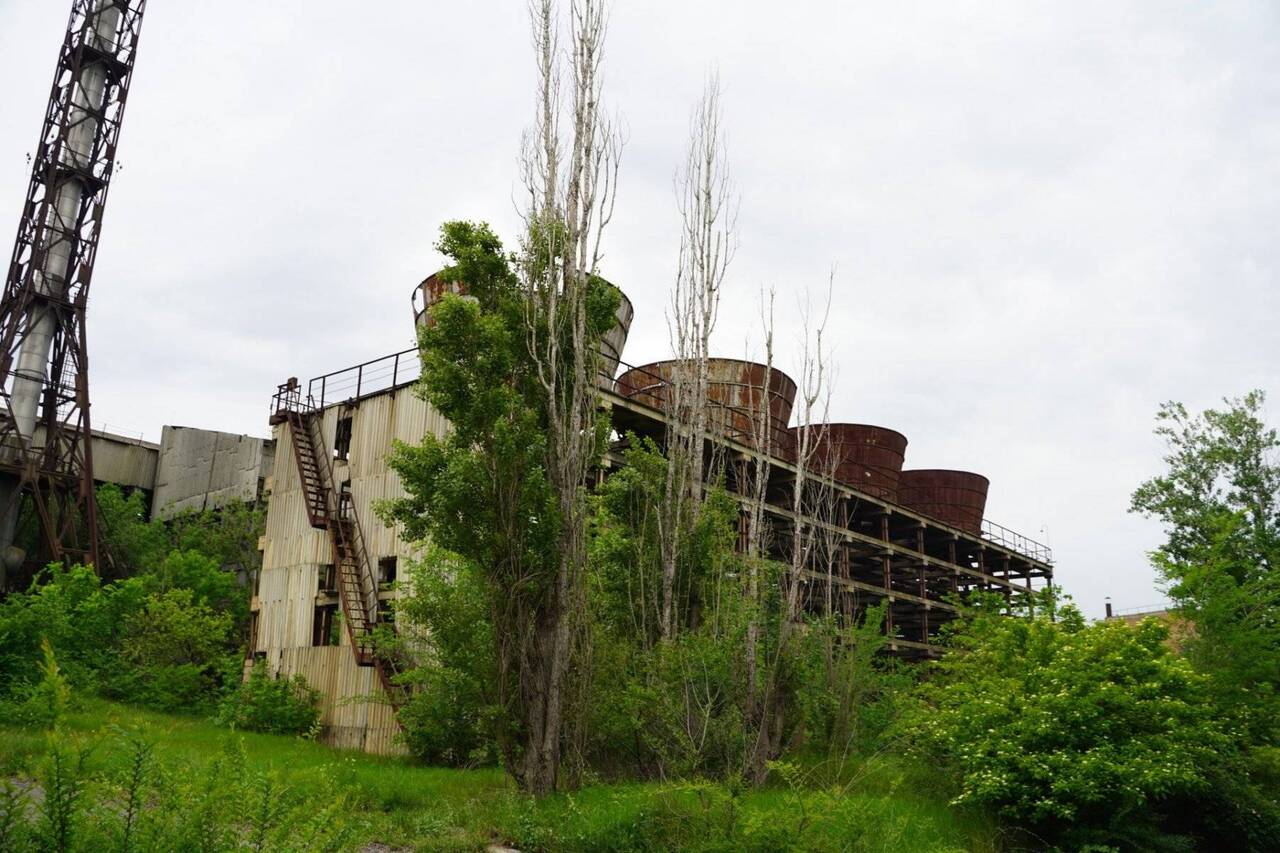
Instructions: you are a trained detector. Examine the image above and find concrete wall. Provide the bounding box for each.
[88,430,160,493]
[151,426,275,520]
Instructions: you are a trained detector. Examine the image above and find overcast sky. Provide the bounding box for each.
[3,1,1278,617]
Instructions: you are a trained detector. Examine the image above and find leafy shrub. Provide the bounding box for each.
[114,587,236,712]
[0,565,142,698]
[903,596,1231,845]
[36,734,92,852]
[148,549,247,629]
[218,660,321,736]
[12,639,74,731]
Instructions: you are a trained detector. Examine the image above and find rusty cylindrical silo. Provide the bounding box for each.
[411,272,633,388]
[412,272,472,331]
[615,358,798,450]
[896,469,989,535]
[788,424,908,501]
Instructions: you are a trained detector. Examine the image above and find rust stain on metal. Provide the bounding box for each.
[790,423,908,500]
[897,469,989,535]
[615,358,798,450]
[412,272,468,331]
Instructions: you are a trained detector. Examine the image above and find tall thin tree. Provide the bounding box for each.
[517,0,621,795]
[659,75,736,641]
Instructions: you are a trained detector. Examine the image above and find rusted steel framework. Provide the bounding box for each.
[287,348,1055,660]
[0,0,147,575]
[606,359,1053,658]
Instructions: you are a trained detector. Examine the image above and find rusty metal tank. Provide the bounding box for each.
[412,272,471,331]
[411,272,633,387]
[896,469,989,535]
[788,423,908,501]
[615,358,798,449]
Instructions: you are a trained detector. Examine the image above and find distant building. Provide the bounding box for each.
[1104,600,1194,651]
[84,425,274,519]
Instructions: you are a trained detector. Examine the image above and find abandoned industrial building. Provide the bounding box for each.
[0,0,1052,756]
[246,276,1055,753]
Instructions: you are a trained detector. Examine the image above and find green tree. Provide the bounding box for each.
[0,565,143,697]
[1131,392,1280,742]
[586,441,755,779]
[168,499,267,580]
[381,220,618,793]
[96,483,262,640]
[96,485,168,573]
[150,549,249,633]
[904,595,1231,847]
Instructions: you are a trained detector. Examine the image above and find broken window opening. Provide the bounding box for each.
[318,563,336,592]
[312,604,338,646]
[377,555,397,585]
[334,414,353,462]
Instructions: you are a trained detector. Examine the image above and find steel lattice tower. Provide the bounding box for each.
[0,0,147,585]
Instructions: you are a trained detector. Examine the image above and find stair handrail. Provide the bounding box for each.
[303,414,381,640]
[337,489,381,639]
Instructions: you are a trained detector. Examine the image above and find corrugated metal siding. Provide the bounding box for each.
[275,646,401,755]
[254,384,447,754]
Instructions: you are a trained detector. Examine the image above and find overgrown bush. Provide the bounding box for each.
[790,605,912,764]
[218,660,321,736]
[578,435,911,784]
[0,538,250,714]
[114,587,236,713]
[12,640,74,731]
[586,619,753,781]
[0,565,142,699]
[97,483,262,638]
[903,595,1233,847]
[390,548,502,767]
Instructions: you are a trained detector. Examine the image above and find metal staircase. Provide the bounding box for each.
[272,383,406,706]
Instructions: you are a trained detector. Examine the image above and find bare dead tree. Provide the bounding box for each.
[658,74,736,642]
[737,285,777,746]
[785,276,835,625]
[743,276,836,783]
[515,0,621,796]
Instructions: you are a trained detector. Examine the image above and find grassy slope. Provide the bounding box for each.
[0,699,996,852]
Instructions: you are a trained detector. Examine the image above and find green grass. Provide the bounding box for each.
[0,699,997,851]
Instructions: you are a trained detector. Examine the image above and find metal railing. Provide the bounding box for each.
[1112,603,1174,618]
[307,347,420,411]
[981,519,1054,564]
